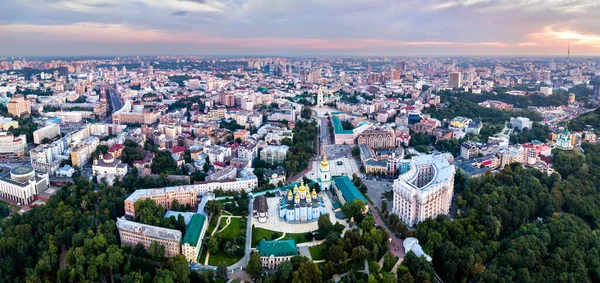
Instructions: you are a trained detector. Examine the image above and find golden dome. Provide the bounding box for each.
[287,190,293,196]
[312,189,317,196]
[350,216,355,222]
[293,184,299,193]
[294,193,300,200]
[321,154,329,168]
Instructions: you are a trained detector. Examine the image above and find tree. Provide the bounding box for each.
[351,246,370,262]
[224,241,239,257]
[246,252,264,278]
[167,255,190,283]
[216,263,228,280]
[148,241,165,260]
[317,214,333,235]
[135,198,165,226]
[297,261,322,283]
[369,261,380,276]
[205,200,222,217]
[381,201,388,213]
[207,237,219,253]
[123,271,144,283]
[326,245,346,264]
[277,261,293,281]
[382,252,397,272]
[359,215,375,231]
[341,200,366,221]
[351,146,360,157]
[290,255,309,270]
[153,269,176,283]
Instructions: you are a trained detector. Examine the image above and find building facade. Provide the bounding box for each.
[279,180,325,222]
[357,128,395,149]
[260,145,289,165]
[0,166,49,205]
[0,132,27,157]
[392,153,455,227]
[181,214,207,263]
[257,239,299,269]
[33,124,61,144]
[116,217,182,257]
[125,186,198,217]
[7,94,31,117]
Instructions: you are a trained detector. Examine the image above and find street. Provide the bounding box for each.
[104,85,123,123]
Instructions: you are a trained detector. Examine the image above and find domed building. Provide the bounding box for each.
[279,179,325,222]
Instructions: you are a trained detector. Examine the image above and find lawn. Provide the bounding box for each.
[207,252,242,266]
[207,217,220,236]
[251,227,309,247]
[309,244,325,260]
[220,217,243,239]
[0,200,9,207]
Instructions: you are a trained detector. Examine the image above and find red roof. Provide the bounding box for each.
[171,146,187,154]
[213,161,226,167]
[108,144,124,152]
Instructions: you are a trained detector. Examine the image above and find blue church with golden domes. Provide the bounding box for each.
[279,179,326,222]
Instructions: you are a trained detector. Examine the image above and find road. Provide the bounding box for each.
[312,108,331,156]
[369,206,405,259]
[227,195,253,272]
[104,85,123,123]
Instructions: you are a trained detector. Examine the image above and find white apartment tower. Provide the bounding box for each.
[449,71,462,88]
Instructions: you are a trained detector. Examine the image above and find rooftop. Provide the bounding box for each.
[333,176,367,204]
[257,239,298,257]
[331,115,353,135]
[116,217,182,242]
[182,214,207,246]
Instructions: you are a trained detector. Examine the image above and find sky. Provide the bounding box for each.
[1,0,600,56]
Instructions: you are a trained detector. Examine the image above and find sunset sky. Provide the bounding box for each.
[2,0,600,56]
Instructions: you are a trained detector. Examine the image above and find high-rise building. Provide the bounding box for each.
[593,85,600,99]
[449,72,462,88]
[392,153,455,227]
[7,94,31,117]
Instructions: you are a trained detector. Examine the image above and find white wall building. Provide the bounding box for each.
[392,153,455,227]
[33,123,61,144]
[0,166,49,205]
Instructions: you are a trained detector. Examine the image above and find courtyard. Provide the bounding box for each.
[252,192,347,234]
[307,156,361,180]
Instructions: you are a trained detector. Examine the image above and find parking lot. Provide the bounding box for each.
[362,178,394,209]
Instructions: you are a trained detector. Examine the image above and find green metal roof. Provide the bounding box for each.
[331,115,353,135]
[333,176,367,204]
[257,239,298,257]
[182,214,207,246]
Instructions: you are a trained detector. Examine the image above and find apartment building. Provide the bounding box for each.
[0,132,27,157]
[116,217,182,257]
[33,124,61,144]
[260,145,289,165]
[124,186,198,217]
[7,94,31,117]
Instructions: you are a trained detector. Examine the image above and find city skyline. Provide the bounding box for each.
[1,0,600,56]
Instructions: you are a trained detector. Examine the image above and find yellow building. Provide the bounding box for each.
[7,94,31,117]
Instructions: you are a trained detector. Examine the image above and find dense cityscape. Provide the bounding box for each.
[0,54,598,283]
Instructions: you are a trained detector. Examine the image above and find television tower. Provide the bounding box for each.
[568,42,570,58]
